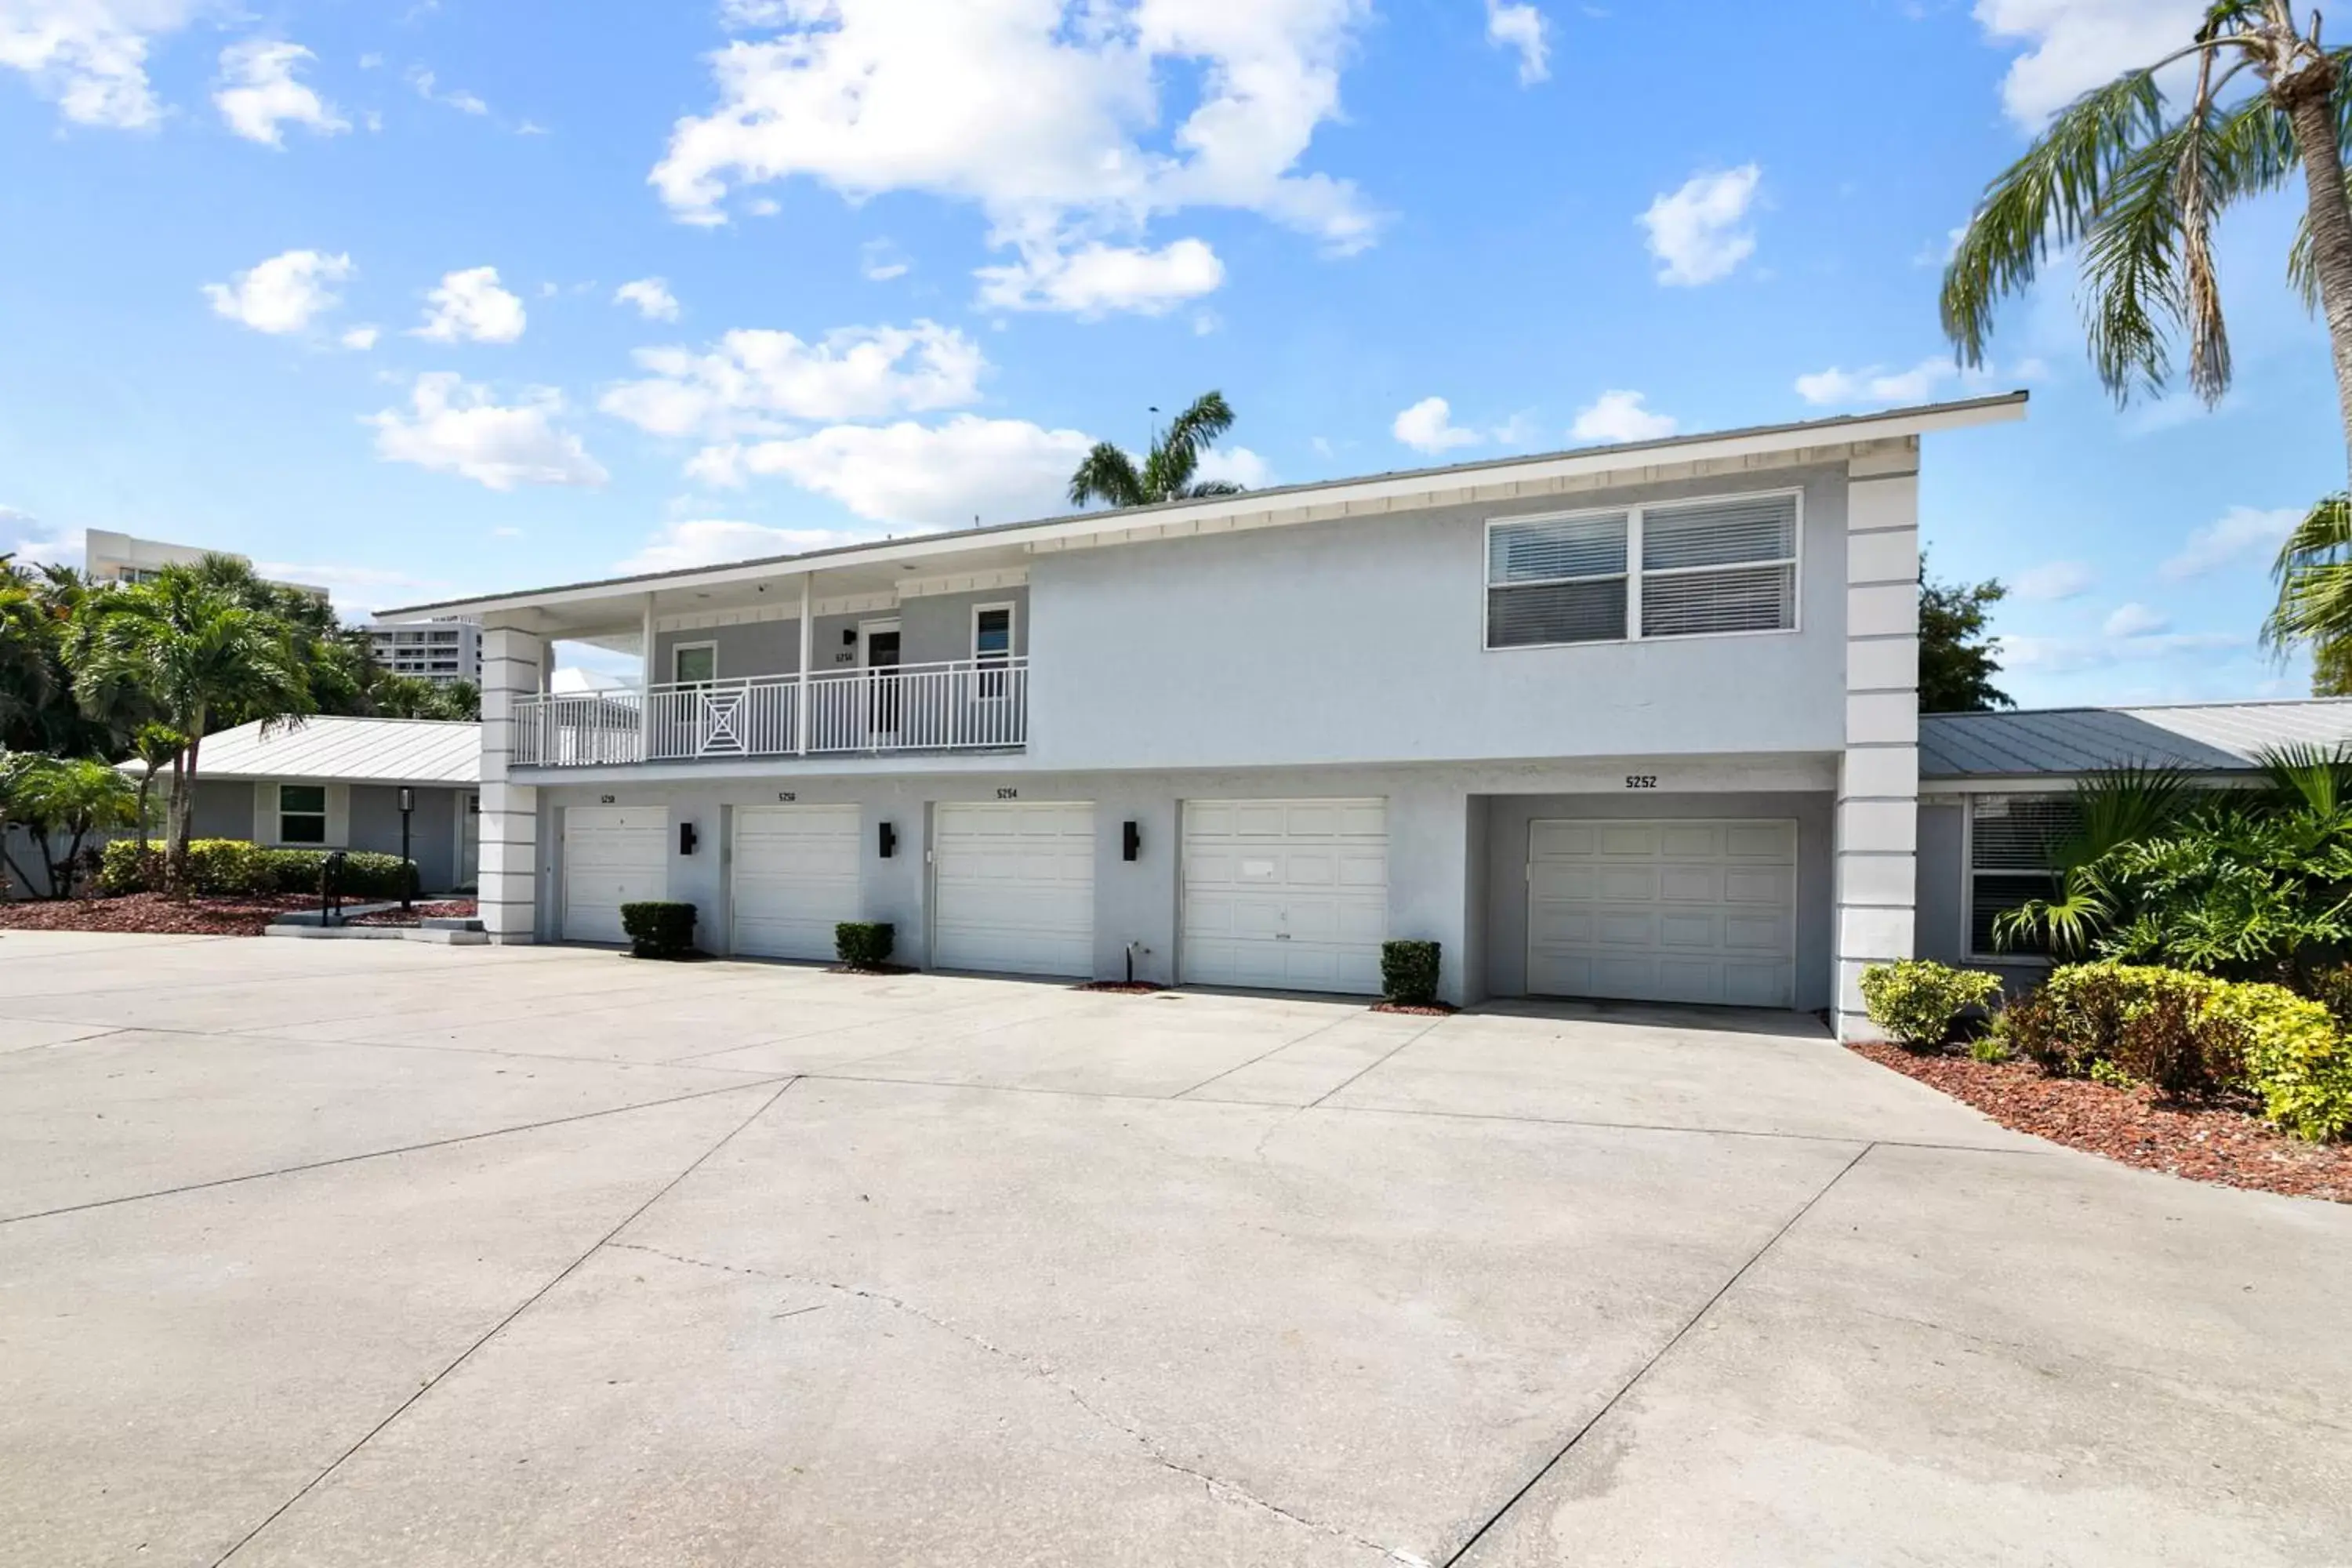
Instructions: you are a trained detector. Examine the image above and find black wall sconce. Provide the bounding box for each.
[679,822,699,855]
[1122,820,1141,862]
[842,628,859,646]
[878,822,898,858]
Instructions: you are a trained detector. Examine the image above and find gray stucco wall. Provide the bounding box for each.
[653,588,1031,683]
[1478,791,1836,1012]
[183,777,470,892]
[1024,466,1849,772]
[532,755,1838,1005]
[1916,800,1965,966]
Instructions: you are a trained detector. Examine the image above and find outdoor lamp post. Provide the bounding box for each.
[397,786,415,912]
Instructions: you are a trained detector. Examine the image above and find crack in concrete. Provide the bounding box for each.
[610,1241,1430,1565]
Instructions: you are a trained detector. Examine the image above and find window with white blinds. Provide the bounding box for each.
[1485,491,1799,649]
[1968,795,2080,958]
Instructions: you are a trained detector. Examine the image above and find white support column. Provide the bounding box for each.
[637,593,657,760]
[478,625,546,946]
[795,572,813,755]
[1835,441,1922,1040]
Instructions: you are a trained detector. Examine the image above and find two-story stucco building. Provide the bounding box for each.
[386,393,2027,1039]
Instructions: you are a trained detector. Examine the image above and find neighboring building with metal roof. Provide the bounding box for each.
[1916,698,2352,985]
[163,718,482,893]
[1921,699,2352,783]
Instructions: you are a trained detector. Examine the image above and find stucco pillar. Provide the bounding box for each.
[479,626,546,945]
[1835,441,1922,1040]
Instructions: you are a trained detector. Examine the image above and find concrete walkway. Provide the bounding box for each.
[2,931,2345,1566]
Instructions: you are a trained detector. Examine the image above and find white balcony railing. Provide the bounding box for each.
[510,658,1028,768]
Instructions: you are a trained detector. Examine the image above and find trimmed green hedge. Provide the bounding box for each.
[97,840,419,900]
[620,901,697,959]
[1380,939,1441,1006]
[1859,960,2003,1048]
[835,921,895,968]
[2006,962,2352,1143]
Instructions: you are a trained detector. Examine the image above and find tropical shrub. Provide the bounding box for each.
[100,837,263,895]
[253,848,416,900]
[834,921,895,968]
[620,901,697,960]
[1380,940,1443,1006]
[1859,960,2002,1048]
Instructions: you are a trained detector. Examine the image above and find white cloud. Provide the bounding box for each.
[1792,354,2029,408]
[614,277,681,321]
[861,239,911,281]
[212,38,346,146]
[201,248,354,334]
[688,414,1093,527]
[975,237,1225,317]
[649,0,1380,275]
[0,0,204,129]
[2,507,80,568]
[601,320,986,440]
[415,266,526,343]
[1571,389,1677,443]
[1196,445,1272,489]
[1392,396,1480,454]
[2012,560,2095,601]
[1639,165,1761,287]
[617,518,872,574]
[2158,504,2299,581]
[2102,601,2170,638]
[1973,0,2207,129]
[2005,628,2243,675]
[251,559,448,615]
[340,325,379,350]
[407,65,488,116]
[367,373,607,492]
[1486,1,1548,85]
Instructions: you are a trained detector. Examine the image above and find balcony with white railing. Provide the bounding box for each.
[510,658,1029,768]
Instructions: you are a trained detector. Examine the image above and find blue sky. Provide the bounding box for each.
[0,0,2343,704]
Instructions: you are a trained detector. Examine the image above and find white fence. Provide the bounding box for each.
[512,658,1029,768]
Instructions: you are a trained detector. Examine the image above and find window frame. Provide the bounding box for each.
[970,601,1017,702]
[670,640,719,688]
[1962,790,2078,966]
[1482,485,1805,652]
[277,782,328,847]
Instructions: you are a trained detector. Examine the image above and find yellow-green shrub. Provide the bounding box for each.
[1859,960,2003,1047]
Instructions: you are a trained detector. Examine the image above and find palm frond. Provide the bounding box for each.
[2254,741,2352,816]
[1944,71,2167,368]
[1182,481,1246,498]
[1067,443,1148,510]
[2263,491,2352,649]
[2068,763,2202,865]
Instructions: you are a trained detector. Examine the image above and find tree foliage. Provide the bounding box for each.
[1918,561,2013,713]
[1068,390,1247,509]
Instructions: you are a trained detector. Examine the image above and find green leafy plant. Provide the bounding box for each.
[2111,983,2248,1102]
[1969,1034,2014,1065]
[1380,939,1443,1006]
[1859,960,2004,1048]
[2089,1058,2138,1090]
[620,901,697,960]
[100,837,265,896]
[1067,391,1248,508]
[834,921,895,968]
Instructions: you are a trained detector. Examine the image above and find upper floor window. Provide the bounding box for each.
[973,604,1014,699]
[672,642,717,687]
[1485,491,1798,649]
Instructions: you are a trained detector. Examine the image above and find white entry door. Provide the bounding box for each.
[932,801,1096,977]
[563,806,669,946]
[1526,818,1797,1007]
[1181,798,1388,994]
[731,804,862,961]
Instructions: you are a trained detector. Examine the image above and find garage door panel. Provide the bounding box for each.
[732,804,862,962]
[934,801,1095,978]
[1182,797,1388,995]
[1528,816,1797,1008]
[563,807,669,946]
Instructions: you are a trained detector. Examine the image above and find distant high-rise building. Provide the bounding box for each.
[82,529,331,599]
[364,619,483,687]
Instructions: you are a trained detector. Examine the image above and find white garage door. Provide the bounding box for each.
[563,806,668,946]
[1181,798,1388,994]
[1526,818,1796,1007]
[731,804,862,961]
[933,801,1096,977]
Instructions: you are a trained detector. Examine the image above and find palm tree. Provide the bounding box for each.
[10,755,137,898]
[1941,5,2352,468]
[1068,391,1247,510]
[125,720,187,855]
[68,567,310,886]
[2265,492,2352,674]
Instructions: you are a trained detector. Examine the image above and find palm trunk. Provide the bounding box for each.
[2281,60,2352,478]
[169,718,201,891]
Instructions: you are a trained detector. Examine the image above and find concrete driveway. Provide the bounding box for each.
[2,932,2347,1566]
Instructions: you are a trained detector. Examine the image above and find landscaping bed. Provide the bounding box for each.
[1852,1040,2352,1204]
[347,900,478,928]
[0,891,321,937]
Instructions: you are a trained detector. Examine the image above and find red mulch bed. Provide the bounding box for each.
[1076,980,1166,994]
[826,962,917,975]
[1373,1000,1458,1016]
[1851,1041,2352,1205]
[347,900,478,928]
[0,891,319,937]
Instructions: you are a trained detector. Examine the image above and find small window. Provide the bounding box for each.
[1639,495,1798,637]
[973,604,1014,698]
[1969,796,2081,958]
[672,643,717,687]
[278,784,328,845]
[1486,513,1629,648]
